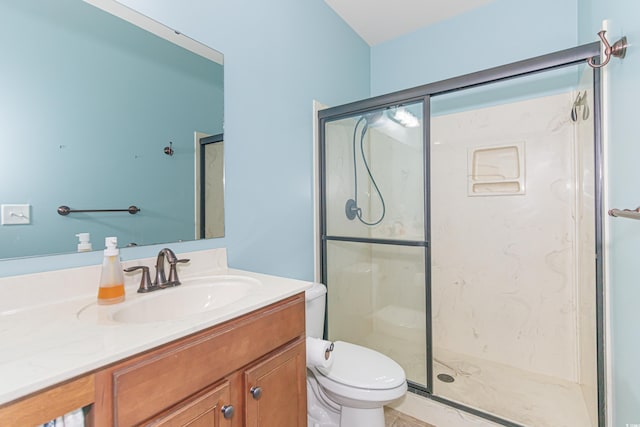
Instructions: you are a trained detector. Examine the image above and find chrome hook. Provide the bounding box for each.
[571,91,590,122]
[587,30,627,69]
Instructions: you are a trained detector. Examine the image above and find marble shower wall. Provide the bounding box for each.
[430,91,594,382]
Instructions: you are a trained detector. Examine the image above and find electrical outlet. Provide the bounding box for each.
[1,204,31,225]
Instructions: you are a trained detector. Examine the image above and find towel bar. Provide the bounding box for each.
[608,207,640,220]
[57,205,140,216]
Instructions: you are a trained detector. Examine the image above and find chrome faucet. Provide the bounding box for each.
[124,248,190,293]
[154,248,190,288]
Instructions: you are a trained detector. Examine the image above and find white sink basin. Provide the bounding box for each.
[78,275,261,324]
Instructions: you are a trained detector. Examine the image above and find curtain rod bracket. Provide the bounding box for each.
[587,30,627,69]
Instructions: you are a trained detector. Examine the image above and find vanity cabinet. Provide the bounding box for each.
[93,292,306,426]
[244,340,306,427]
[0,293,306,427]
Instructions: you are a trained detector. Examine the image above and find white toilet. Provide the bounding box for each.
[305,282,407,427]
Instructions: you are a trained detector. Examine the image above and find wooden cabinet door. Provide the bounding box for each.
[144,380,233,427]
[244,338,307,427]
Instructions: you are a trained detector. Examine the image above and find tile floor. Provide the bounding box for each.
[385,407,436,427]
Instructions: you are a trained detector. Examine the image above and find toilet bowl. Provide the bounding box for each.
[306,283,407,427]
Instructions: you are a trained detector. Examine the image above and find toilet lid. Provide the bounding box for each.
[316,341,406,390]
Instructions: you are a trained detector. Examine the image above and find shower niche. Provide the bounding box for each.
[320,46,604,427]
[467,142,525,196]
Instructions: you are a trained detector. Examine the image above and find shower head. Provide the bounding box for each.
[363,111,384,126]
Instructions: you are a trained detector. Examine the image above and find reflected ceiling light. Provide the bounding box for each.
[389,108,420,128]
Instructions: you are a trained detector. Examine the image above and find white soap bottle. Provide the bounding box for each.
[75,232,92,252]
[97,237,125,305]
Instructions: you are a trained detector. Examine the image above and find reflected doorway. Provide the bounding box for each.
[195,132,224,239]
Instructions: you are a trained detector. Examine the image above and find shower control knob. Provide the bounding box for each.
[250,386,262,400]
[221,405,234,419]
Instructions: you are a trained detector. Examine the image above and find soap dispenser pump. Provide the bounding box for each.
[76,232,92,252]
[98,236,125,305]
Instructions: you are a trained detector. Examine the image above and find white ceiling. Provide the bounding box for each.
[323,0,496,46]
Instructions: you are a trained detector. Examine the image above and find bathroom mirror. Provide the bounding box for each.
[0,0,224,259]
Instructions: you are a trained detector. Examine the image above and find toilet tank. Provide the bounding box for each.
[305,282,327,339]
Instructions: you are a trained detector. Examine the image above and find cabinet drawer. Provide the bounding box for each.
[111,294,304,426]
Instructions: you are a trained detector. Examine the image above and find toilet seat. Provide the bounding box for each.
[312,341,407,406]
[316,341,405,390]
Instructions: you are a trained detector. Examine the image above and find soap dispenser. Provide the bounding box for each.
[75,232,92,252]
[97,237,125,305]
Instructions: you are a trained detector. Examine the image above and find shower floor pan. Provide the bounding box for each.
[365,306,594,426]
[433,347,595,427]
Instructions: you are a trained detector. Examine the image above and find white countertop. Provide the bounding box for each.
[0,249,312,406]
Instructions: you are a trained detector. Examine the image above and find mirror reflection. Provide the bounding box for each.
[0,0,224,260]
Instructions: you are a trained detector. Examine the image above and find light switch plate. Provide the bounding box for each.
[1,204,31,225]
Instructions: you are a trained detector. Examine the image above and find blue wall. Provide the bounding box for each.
[0,0,370,277]
[115,0,371,281]
[371,0,579,96]
[0,0,223,259]
[579,0,640,424]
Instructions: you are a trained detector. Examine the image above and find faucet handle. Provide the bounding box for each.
[124,265,157,293]
[167,258,190,287]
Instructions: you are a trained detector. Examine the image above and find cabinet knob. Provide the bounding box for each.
[221,404,234,419]
[250,386,262,400]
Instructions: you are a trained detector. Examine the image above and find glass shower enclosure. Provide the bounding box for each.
[319,43,604,427]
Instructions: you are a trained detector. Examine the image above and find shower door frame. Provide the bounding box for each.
[319,41,605,427]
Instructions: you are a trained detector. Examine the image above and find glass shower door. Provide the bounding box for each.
[429,64,598,427]
[322,101,429,387]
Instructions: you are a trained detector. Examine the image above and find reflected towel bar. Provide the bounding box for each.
[57,205,140,216]
[608,207,640,220]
